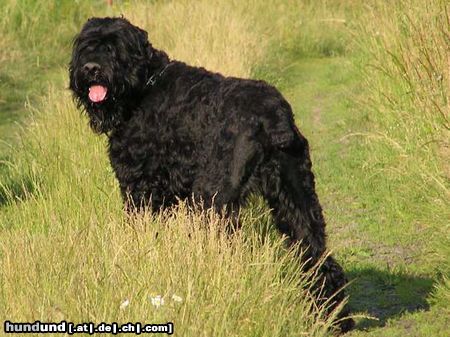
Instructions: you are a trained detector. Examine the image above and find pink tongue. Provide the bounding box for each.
[89,85,107,103]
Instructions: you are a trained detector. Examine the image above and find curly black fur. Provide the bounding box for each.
[69,17,354,332]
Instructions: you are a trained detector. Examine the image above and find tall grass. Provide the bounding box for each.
[358,0,449,131]
[1,203,336,336]
[354,0,449,197]
[312,0,450,257]
[121,0,262,77]
[120,0,356,76]
[0,0,101,67]
[0,1,343,336]
[0,0,103,150]
[1,0,448,335]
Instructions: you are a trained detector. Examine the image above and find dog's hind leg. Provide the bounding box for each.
[192,128,263,229]
[260,131,354,333]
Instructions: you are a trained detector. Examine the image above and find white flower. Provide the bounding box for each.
[120,299,130,310]
[150,295,165,308]
[171,294,183,303]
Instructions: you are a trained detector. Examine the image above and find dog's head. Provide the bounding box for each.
[69,17,166,134]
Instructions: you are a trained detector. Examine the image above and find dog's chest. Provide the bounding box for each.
[108,120,198,197]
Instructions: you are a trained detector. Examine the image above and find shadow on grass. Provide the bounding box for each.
[0,155,35,210]
[347,267,434,330]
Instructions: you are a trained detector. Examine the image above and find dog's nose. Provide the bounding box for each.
[83,62,101,73]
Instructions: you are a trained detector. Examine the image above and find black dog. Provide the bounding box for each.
[69,17,354,332]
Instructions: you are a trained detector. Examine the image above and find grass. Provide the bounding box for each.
[261,53,449,335]
[0,0,449,336]
[1,203,337,336]
[0,0,102,183]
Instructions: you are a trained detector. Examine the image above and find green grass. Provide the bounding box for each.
[0,0,449,336]
[254,9,449,331]
[0,0,103,189]
[258,54,449,335]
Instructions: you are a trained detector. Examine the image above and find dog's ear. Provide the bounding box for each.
[136,27,150,49]
[135,26,154,60]
[137,27,148,41]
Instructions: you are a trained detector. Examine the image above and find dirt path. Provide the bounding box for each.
[274,57,449,336]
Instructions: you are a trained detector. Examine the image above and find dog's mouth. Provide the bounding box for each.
[88,84,108,103]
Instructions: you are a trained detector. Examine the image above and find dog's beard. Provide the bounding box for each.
[70,65,124,134]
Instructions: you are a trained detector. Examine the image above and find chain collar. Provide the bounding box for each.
[145,62,172,87]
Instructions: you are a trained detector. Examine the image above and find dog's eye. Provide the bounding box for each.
[96,44,112,54]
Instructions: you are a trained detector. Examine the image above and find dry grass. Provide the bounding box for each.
[359,0,449,128]
[356,0,449,159]
[0,1,342,336]
[2,0,447,335]
[352,0,449,203]
[121,0,262,77]
[1,203,336,336]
